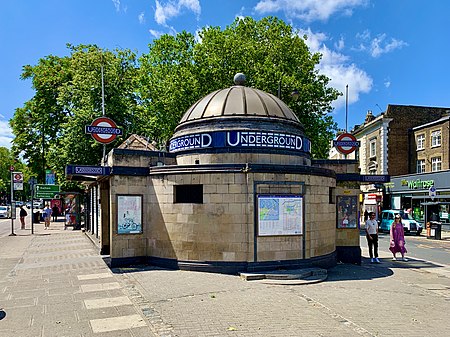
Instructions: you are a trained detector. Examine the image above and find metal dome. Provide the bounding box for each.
[177,85,300,128]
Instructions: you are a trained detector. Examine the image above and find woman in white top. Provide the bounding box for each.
[365,212,380,263]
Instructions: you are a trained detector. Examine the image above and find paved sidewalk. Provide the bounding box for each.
[1,217,449,336]
[0,218,157,337]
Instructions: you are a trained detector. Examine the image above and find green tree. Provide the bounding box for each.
[0,147,30,202]
[10,44,140,190]
[138,16,340,157]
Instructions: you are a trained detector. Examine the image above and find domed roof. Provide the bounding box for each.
[176,74,301,131]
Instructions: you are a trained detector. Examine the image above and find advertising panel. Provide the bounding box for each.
[117,195,142,234]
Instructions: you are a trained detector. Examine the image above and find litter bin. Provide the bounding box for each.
[33,211,41,223]
[427,221,442,240]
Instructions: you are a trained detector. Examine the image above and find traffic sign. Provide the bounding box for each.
[333,133,360,155]
[35,184,60,199]
[429,186,436,200]
[85,117,122,144]
[13,172,23,183]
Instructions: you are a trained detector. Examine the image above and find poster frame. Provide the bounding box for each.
[117,194,143,235]
[257,194,303,236]
[336,195,358,229]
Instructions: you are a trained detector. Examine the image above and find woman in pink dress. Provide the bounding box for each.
[389,215,408,261]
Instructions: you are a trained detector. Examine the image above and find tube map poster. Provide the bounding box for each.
[258,195,303,236]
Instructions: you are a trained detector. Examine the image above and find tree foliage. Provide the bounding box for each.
[10,44,139,189]
[10,17,341,189]
[138,16,340,157]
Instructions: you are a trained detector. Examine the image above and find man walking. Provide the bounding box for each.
[365,212,380,263]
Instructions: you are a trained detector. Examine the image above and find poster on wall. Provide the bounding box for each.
[117,195,142,234]
[258,195,303,236]
[337,195,358,228]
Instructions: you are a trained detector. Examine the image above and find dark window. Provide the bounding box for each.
[329,187,336,204]
[174,184,203,204]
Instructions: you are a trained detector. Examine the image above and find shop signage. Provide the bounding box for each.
[66,165,111,176]
[169,131,311,154]
[85,117,122,144]
[401,178,434,189]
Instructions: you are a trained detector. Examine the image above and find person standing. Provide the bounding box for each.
[389,214,408,261]
[19,205,27,230]
[365,212,380,263]
[52,204,59,222]
[43,204,52,229]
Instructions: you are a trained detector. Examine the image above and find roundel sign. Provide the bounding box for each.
[85,117,122,144]
[333,133,360,155]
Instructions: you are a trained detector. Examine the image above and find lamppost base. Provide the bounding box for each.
[9,233,17,236]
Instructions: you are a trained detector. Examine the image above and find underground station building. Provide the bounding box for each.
[68,74,361,274]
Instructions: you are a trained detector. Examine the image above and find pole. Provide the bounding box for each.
[101,61,106,164]
[9,171,16,236]
[345,84,349,132]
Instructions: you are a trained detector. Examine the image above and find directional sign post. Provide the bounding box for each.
[333,133,360,155]
[35,184,60,199]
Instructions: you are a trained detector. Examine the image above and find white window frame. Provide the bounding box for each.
[431,130,441,147]
[416,134,425,150]
[431,156,442,172]
[416,159,425,173]
[369,138,376,158]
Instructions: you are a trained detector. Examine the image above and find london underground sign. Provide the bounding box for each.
[333,133,360,155]
[85,117,122,144]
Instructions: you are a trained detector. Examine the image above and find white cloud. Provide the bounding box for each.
[149,29,164,38]
[299,28,372,111]
[370,34,408,58]
[335,36,345,51]
[112,0,120,12]
[254,0,367,22]
[154,0,201,26]
[355,30,408,58]
[139,12,145,24]
[384,78,391,88]
[0,120,13,149]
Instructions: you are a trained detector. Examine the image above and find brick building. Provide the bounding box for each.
[351,105,450,215]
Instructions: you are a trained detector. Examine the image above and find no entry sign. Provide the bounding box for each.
[85,117,122,144]
[333,133,360,155]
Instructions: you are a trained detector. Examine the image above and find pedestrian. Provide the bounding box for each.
[364,209,369,221]
[389,214,408,261]
[52,204,59,222]
[19,205,27,230]
[365,212,380,263]
[43,204,52,229]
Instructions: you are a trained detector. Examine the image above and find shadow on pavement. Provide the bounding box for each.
[327,256,446,282]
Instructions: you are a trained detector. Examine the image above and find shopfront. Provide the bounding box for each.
[385,170,450,225]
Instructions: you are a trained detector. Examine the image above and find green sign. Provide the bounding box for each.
[35,184,60,199]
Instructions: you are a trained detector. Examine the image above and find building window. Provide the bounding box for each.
[431,157,441,172]
[416,159,425,173]
[431,130,441,147]
[369,138,376,158]
[416,134,425,150]
[174,184,203,203]
[329,187,336,204]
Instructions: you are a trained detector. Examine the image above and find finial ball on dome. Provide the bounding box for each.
[233,73,246,85]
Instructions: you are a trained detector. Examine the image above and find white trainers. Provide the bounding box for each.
[392,257,397,261]
[370,258,375,263]
[375,258,381,263]
[402,257,408,262]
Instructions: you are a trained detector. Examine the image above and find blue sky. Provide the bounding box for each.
[1,0,450,148]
